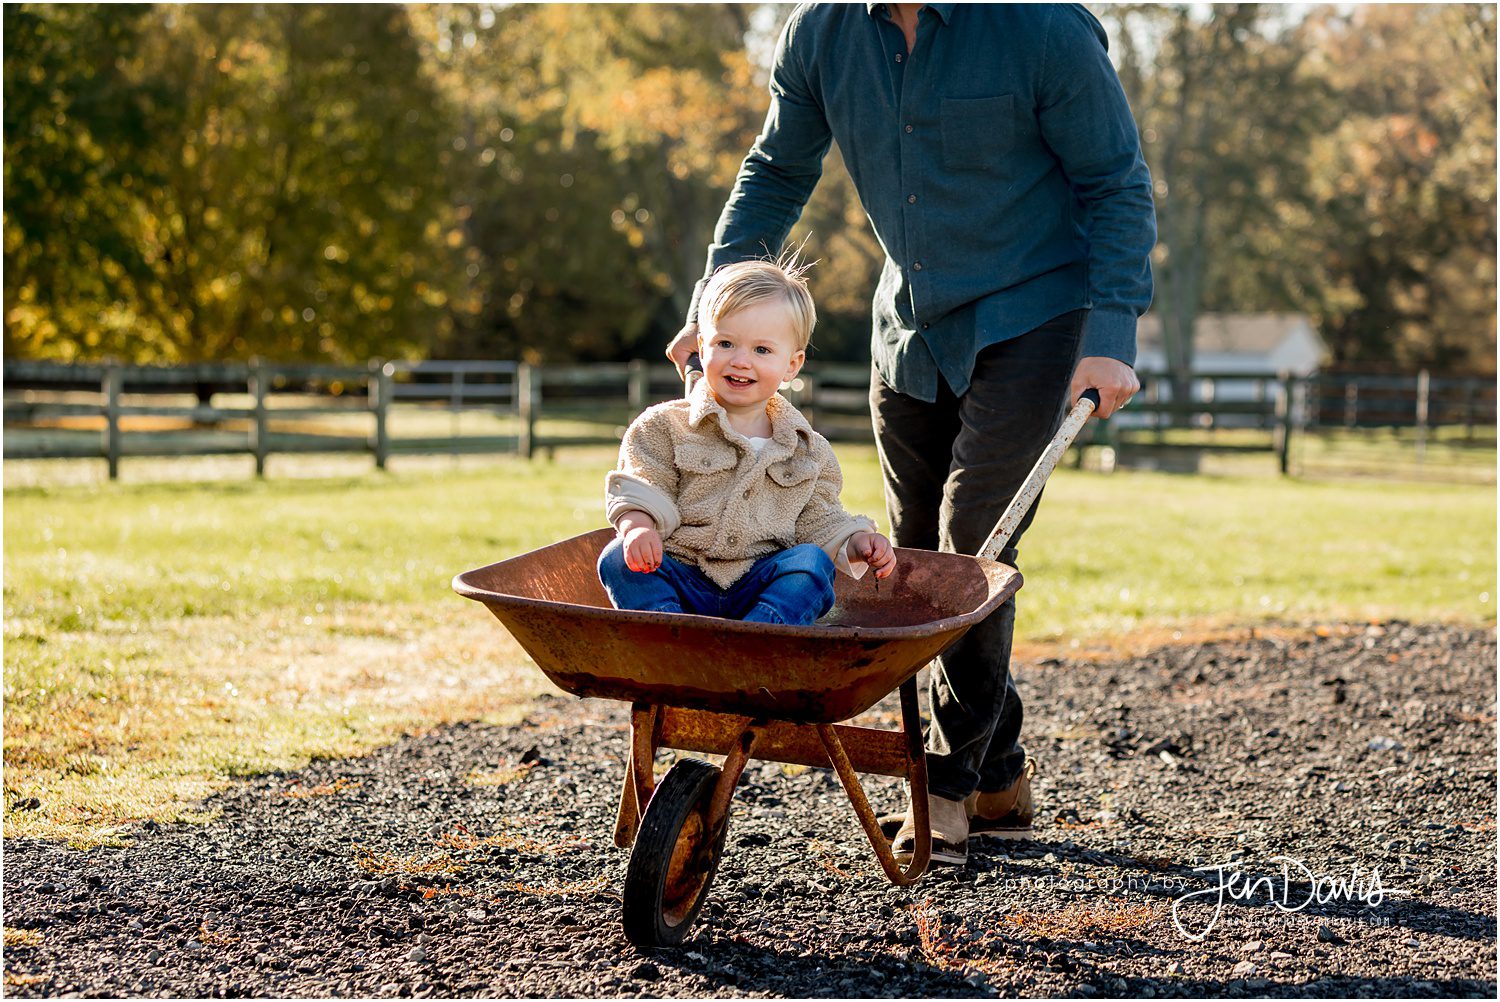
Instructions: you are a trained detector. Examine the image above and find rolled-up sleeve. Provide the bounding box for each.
[604,418,683,538]
[1037,6,1157,365]
[687,9,834,323]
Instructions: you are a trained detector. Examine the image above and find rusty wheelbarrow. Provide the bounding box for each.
[453,389,1102,947]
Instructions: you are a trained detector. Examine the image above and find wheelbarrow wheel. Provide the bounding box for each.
[622,758,726,947]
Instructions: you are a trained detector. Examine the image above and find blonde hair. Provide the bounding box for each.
[699,252,817,349]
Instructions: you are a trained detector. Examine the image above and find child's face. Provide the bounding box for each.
[699,300,806,412]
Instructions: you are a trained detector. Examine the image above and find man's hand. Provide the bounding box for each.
[1069,356,1139,419]
[847,530,897,580]
[666,323,700,378]
[617,511,664,573]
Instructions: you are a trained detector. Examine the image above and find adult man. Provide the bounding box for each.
[667,3,1155,865]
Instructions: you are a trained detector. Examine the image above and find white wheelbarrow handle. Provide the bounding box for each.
[978,389,1101,564]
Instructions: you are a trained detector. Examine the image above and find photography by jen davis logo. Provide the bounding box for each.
[1170,855,1407,941]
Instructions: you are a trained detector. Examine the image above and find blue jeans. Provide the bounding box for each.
[597,539,836,626]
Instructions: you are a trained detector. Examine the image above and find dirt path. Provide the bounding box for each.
[4,622,1495,998]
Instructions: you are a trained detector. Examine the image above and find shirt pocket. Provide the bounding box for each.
[767,456,820,488]
[674,441,738,475]
[940,95,1015,172]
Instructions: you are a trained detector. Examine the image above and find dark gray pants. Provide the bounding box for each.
[870,311,1083,801]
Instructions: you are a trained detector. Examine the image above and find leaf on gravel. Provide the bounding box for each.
[1001,900,1165,940]
[908,903,1009,977]
[509,875,609,897]
[464,764,536,787]
[281,778,361,798]
[352,845,465,877]
[434,827,586,856]
[3,927,44,948]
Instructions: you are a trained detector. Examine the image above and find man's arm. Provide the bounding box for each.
[1038,5,1157,417]
[668,9,834,372]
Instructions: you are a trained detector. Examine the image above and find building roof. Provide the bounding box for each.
[1137,313,1319,355]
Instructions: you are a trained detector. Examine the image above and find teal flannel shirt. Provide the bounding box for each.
[687,3,1156,401]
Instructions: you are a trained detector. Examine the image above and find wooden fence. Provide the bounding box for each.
[1077,368,1495,479]
[3,359,1492,481]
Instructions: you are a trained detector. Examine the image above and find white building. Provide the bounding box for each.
[1125,313,1326,427]
[1134,312,1326,379]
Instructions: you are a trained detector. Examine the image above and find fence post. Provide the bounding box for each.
[249,358,268,476]
[627,359,649,414]
[1415,368,1430,466]
[1148,378,1165,442]
[450,366,464,444]
[1343,381,1358,429]
[103,363,122,481]
[1274,370,1295,476]
[370,360,391,471]
[798,372,818,427]
[517,363,538,459]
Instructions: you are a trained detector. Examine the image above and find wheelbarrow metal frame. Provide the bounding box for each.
[612,678,934,884]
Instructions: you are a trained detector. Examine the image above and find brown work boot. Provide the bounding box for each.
[965,759,1036,840]
[891,793,969,866]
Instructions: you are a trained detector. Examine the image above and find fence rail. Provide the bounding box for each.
[4,359,1493,481]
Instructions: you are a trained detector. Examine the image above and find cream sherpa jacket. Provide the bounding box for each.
[605,381,876,589]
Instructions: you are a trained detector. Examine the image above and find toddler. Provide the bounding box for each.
[598,258,895,625]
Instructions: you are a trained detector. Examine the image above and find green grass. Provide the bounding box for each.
[1017,467,1494,639]
[4,448,1495,845]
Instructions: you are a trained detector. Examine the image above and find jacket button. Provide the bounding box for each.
[727,534,739,545]
[742,490,752,499]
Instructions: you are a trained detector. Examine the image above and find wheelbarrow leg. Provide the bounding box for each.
[816,677,931,885]
[614,702,660,849]
[622,719,758,947]
[706,719,759,834]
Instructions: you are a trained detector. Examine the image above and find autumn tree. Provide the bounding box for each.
[3,5,162,360]
[1105,2,1496,378]
[1105,3,1316,406]
[409,3,771,363]
[1287,4,1496,371]
[5,4,463,364]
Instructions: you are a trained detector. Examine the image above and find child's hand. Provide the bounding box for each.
[848,531,897,580]
[622,524,664,573]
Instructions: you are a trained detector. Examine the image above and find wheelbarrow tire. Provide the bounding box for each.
[622,758,726,948]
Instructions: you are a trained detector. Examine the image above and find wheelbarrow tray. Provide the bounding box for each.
[453,527,1021,724]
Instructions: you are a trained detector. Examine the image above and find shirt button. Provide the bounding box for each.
[907,194,917,204]
[912,261,924,271]
[904,124,914,134]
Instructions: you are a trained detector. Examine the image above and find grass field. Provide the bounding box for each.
[4,448,1495,846]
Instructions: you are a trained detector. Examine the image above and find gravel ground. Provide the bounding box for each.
[4,621,1495,998]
